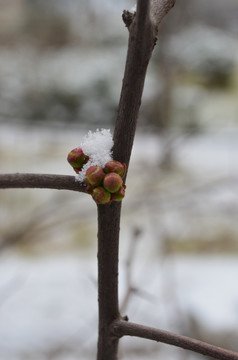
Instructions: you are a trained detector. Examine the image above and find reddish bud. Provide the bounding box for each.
[103,160,126,177]
[86,166,105,186]
[103,172,123,193]
[92,187,111,205]
[67,148,89,173]
[85,183,95,195]
[111,185,126,202]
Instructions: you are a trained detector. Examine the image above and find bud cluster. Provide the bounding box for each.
[67,148,126,205]
[85,161,126,204]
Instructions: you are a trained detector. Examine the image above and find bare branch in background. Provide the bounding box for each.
[120,227,143,314]
[151,0,176,34]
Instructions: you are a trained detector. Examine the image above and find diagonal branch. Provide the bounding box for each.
[0,173,86,193]
[113,320,238,360]
[151,0,176,35]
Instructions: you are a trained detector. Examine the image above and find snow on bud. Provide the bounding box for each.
[130,4,137,13]
[103,172,123,193]
[67,147,89,173]
[86,166,105,186]
[92,187,111,205]
[75,129,113,182]
[103,160,126,178]
[111,185,126,202]
[67,129,127,203]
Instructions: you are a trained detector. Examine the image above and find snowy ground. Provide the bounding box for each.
[0,124,238,359]
[0,252,237,360]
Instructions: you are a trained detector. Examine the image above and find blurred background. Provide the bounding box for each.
[0,0,238,359]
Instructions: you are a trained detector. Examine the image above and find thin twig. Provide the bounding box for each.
[0,173,86,193]
[113,320,238,360]
[151,0,176,34]
[120,227,142,314]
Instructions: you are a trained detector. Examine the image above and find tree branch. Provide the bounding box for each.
[0,173,86,193]
[113,0,175,178]
[113,320,238,360]
[113,0,154,174]
[151,0,176,35]
[97,202,121,360]
[96,0,176,359]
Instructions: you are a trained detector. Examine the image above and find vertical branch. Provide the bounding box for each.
[113,0,155,172]
[96,0,175,359]
[97,0,155,357]
[97,202,121,360]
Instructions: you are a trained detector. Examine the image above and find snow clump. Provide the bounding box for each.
[75,128,113,182]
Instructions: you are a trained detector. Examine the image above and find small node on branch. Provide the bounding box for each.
[122,10,136,28]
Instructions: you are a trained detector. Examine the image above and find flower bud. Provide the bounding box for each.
[86,166,105,186]
[103,172,123,193]
[85,183,95,195]
[103,160,126,177]
[92,187,111,205]
[67,148,89,173]
[111,185,126,202]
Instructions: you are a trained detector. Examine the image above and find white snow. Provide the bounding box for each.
[1,124,238,359]
[75,128,113,182]
[0,253,237,360]
[130,4,137,13]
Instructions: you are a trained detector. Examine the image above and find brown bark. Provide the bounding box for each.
[0,173,86,193]
[96,0,175,359]
[97,202,121,360]
[113,320,238,360]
